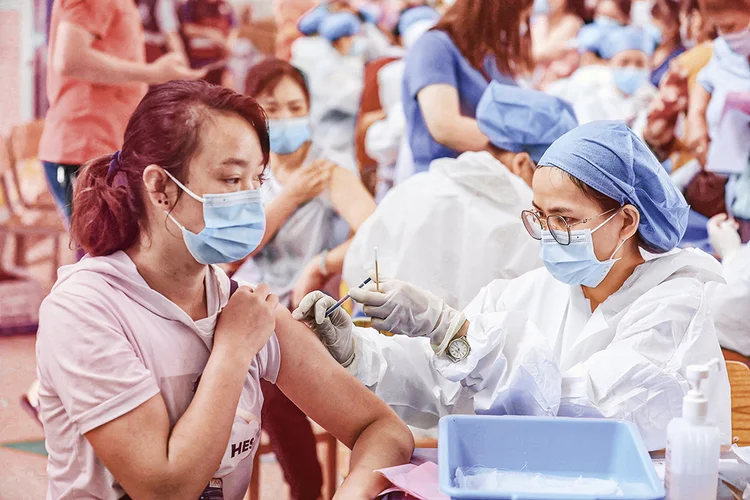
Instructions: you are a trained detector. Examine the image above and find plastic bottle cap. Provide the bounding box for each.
[683,359,720,424]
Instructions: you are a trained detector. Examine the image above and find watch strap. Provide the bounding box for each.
[433,311,466,356]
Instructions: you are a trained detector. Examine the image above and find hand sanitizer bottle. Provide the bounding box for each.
[665,359,721,500]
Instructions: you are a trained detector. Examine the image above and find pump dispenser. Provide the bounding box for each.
[665,359,721,500]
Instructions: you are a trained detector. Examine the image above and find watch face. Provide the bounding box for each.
[448,338,470,360]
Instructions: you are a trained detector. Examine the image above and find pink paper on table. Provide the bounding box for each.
[377,462,450,500]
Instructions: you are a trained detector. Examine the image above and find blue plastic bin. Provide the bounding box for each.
[438,415,665,500]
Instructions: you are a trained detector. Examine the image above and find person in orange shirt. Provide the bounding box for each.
[39,0,204,224]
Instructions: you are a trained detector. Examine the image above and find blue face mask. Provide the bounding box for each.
[533,0,550,15]
[164,170,266,265]
[268,117,312,155]
[613,67,650,95]
[539,211,628,288]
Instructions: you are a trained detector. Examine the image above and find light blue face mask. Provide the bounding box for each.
[533,0,550,16]
[164,170,266,265]
[268,117,312,155]
[613,67,650,95]
[539,210,628,288]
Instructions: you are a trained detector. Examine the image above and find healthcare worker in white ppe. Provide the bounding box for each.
[346,81,578,310]
[295,121,732,451]
[305,12,366,172]
[706,214,750,358]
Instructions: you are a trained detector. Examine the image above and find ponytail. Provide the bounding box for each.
[71,152,144,256]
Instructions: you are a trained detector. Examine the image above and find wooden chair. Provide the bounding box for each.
[0,136,67,282]
[248,423,338,500]
[8,119,56,211]
[726,360,750,446]
[723,348,750,368]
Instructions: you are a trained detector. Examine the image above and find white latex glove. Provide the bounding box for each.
[708,213,742,264]
[292,291,355,367]
[348,272,463,350]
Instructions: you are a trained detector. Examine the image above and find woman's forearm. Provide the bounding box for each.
[428,116,489,153]
[142,344,254,498]
[334,418,415,499]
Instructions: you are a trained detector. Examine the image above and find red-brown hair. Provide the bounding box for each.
[698,0,750,14]
[432,0,534,78]
[565,0,592,22]
[71,80,270,257]
[245,58,311,105]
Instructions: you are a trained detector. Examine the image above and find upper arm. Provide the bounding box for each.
[54,21,96,73]
[85,395,174,498]
[328,166,377,230]
[417,84,462,141]
[273,307,400,448]
[405,33,462,136]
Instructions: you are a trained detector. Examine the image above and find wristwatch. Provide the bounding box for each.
[446,336,471,362]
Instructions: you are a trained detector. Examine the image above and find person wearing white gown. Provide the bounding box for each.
[345,81,578,310]
[295,120,732,451]
[547,25,658,133]
[303,12,366,172]
[706,213,750,357]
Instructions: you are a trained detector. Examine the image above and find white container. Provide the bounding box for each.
[665,360,721,500]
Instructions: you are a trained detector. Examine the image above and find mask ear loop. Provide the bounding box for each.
[608,237,630,260]
[163,169,204,203]
[591,208,622,233]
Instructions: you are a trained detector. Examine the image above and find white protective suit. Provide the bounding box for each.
[709,243,750,357]
[300,43,364,173]
[546,65,656,135]
[343,151,543,310]
[348,248,732,450]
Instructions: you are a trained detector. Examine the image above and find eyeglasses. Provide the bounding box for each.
[521,207,619,246]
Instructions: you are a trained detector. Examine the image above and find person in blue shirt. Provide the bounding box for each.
[401,0,533,176]
[649,0,685,87]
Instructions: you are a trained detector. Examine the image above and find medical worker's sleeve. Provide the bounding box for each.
[36,293,161,435]
[433,281,564,418]
[709,245,750,357]
[696,56,717,93]
[349,326,465,429]
[404,31,459,99]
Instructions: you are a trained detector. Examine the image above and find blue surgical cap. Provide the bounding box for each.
[476,82,579,163]
[298,5,329,36]
[319,12,361,42]
[538,121,689,252]
[599,26,657,60]
[359,3,383,25]
[576,23,606,54]
[398,6,440,36]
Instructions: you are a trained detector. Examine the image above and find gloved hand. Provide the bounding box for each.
[348,272,463,351]
[292,291,355,367]
[708,214,742,264]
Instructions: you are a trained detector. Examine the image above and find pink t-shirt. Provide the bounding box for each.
[39,0,148,165]
[36,252,281,500]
